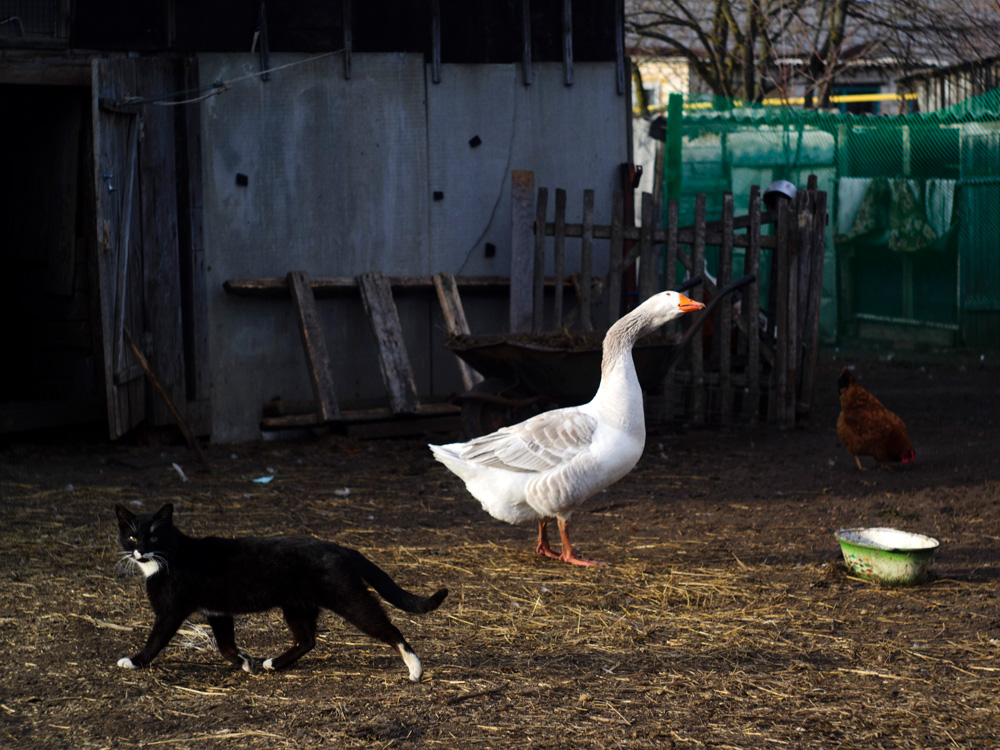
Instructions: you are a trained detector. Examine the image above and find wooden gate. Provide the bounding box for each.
[520,175,828,429]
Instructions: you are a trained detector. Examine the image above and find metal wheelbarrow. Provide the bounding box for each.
[445,273,756,437]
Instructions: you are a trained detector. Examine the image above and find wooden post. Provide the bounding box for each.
[533,187,549,333]
[786,190,805,425]
[691,193,707,425]
[521,0,533,86]
[745,187,762,426]
[794,188,814,418]
[719,192,734,428]
[431,0,441,84]
[665,199,678,296]
[799,189,827,420]
[580,189,595,331]
[342,0,352,80]
[510,170,535,333]
[433,272,484,391]
[562,0,574,86]
[553,188,567,327]
[638,192,655,303]
[773,199,790,428]
[608,189,624,326]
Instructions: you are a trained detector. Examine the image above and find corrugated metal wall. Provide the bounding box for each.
[201,53,630,441]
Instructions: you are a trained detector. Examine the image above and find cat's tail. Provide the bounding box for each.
[354,551,448,614]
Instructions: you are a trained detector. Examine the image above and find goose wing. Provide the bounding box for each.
[457,408,599,473]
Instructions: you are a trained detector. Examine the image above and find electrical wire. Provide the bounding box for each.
[119,49,344,107]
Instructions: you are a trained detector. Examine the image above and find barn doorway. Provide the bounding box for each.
[0,83,105,435]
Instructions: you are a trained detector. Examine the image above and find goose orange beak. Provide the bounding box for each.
[677,294,706,313]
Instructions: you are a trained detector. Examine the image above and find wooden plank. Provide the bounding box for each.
[521,0,532,85]
[793,188,814,417]
[690,193,706,426]
[665,199,678,291]
[638,191,655,303]
[0,54,91,86]
[745,187,762,426]
[580,189,595,331]
[342,0,352,79]
[786,190,805,423]
[357,271,420,415]
[510,170,535,333]
[799,190,827,419]
[718,192,734,428]
[539,219,780,249]
[553,188,567,327]
[431,0,442,84]
[608,189,624,326]
[562,0,574,86]
[773,198,790,428]
[123,328,206,464]
[532,187,548,333]
[287,270,341,422]
[262,402,460,432]
[222,274,572,298]
[433,272,484,391]
[93,55,146,439]
[111,113,139,384]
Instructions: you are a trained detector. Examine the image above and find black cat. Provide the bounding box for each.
[114,503,447,681]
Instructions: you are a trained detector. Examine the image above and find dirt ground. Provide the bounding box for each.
[1,351,998,749]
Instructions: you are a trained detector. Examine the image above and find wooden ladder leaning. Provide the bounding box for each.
[262,270,461,438]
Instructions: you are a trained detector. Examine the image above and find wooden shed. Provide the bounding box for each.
[0,0,633,442]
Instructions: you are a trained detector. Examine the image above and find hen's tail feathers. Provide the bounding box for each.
[354,551,448,614]
[837,367,857,394]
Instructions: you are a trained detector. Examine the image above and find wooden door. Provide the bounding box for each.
[92,57,148,438]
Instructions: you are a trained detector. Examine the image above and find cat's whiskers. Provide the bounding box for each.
[118,550,168,579]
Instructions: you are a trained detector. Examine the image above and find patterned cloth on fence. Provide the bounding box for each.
[846,177,944,253]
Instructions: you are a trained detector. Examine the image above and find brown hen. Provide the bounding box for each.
[837,367,915,470]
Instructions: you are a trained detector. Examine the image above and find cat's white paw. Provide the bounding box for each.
[262,658,275,671]
[240,656,254,673]
[398,646,422,682]
[117,657,137,669]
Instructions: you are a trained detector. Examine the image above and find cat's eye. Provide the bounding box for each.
[149,536,158,543]
[128,536,137,544]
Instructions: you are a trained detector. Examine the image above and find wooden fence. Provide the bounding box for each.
[517,174,828,429]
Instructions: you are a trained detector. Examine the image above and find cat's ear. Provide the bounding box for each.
[115,504,135,529]
[153,503,174,524]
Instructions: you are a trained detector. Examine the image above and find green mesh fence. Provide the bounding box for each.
[660,89,1000,348]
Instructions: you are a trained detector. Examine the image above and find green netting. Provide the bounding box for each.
[660,89,1000,347]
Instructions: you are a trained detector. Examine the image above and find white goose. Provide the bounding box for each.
[429,290,705,566]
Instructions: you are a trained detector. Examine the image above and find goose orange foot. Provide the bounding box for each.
[536,519,608,567]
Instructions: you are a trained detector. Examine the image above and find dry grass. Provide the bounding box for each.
[1,356,999,748]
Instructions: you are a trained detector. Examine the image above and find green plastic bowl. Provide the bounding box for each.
[834,527,940,585]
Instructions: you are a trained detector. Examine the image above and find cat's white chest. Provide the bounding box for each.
[133,550,163,579]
